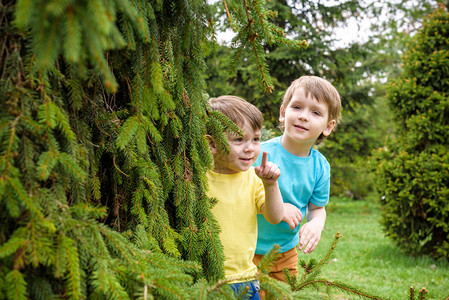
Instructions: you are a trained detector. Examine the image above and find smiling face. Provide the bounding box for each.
[211,121,261,174]
[280,87,336,157]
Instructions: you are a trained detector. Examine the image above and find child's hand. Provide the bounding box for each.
[283,203,302,230]
[298,221,322,254]
[255,152,281,185]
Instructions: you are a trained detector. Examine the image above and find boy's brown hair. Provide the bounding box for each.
[281,76,342,144]
[209,95,263,131]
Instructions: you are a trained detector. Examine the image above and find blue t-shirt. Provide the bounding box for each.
[254,136,331,254]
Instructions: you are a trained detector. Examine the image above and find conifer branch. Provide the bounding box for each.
[222,0,235,31]
[250,38,273,93]
[290,232,431,299]
[37,150,57,180]
[61,235,81,299]
[113,155,130,177]
[58,153,87,181]
[98,225,137,268]
[4,178,21,217]
[296,279,383,300]
[4,114,21,171]
[28,221,40,268]
[5,269,27,300]
[63,9,81,63]
[8,176,43,220]
[299,232,342,283]
[0,237,27,260]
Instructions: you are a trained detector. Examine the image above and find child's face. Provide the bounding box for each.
[212,121,261,174]
[280,87,335,151]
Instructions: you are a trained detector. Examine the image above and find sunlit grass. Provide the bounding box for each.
[295,196,449,300]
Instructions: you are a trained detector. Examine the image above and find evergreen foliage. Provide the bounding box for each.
[0,0,229,298]
[218,0,308,94]
[371,5,449,260]
[0,0,303,298]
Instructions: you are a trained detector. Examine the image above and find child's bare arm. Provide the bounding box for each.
[298,203,326,253]
[255,152,284,224]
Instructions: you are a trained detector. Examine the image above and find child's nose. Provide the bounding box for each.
[244,142,256,152]
[298,110,309,121]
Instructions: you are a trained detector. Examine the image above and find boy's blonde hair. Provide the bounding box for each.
[209,95,263,131]
[281,76,342,144]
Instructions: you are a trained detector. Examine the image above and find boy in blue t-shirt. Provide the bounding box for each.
[253,76,342,282]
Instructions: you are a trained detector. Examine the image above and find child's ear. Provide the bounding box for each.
[206,135,217,154]
[322,120,336,137]
[279,105,286,122]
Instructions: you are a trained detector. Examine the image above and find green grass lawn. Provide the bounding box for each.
[294,196,449,300]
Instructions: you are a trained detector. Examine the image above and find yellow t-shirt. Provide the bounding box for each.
[206,168,265,283]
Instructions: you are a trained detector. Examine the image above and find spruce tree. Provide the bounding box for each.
[0,0,304,298]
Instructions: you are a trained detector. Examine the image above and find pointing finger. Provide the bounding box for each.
[261,151,268,167]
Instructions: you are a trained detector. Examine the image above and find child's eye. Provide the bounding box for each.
[254,137,261,142]
[313,111,321,116]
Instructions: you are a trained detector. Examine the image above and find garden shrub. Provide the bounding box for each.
[371,6,449,260]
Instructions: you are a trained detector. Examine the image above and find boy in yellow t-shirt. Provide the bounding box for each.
[206,95,284,299]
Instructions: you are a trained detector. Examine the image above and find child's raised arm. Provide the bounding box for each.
[255,152,284,224]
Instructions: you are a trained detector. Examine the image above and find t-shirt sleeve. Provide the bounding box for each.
[310,160,331,207]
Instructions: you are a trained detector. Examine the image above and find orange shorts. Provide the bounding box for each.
[253,246,298,282]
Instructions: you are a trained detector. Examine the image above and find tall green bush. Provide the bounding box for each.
[372,5,449,260]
